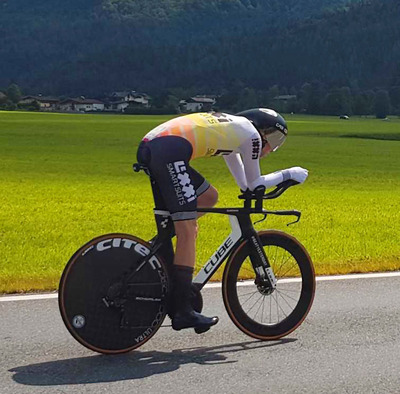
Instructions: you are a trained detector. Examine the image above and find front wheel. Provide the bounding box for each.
[222,230,315,340]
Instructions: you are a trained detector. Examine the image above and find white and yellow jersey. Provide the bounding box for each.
[142,112,286,191]
[142,112,257,159]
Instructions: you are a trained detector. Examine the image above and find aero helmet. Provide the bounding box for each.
[236,108,288,154]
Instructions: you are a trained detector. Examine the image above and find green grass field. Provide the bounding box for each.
[1,111,400,293]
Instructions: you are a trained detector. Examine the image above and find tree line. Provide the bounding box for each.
[2,82,398,119]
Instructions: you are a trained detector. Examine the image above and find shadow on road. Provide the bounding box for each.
[9,338,296,386]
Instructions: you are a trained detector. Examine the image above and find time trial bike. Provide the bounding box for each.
[59,163,315,354]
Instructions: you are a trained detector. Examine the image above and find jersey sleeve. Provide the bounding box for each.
[223,153,248,191]
[239,132,284,190]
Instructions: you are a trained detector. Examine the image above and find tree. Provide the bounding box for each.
[266,85,280,106]
[307,81,325,115]
[216,90,237,112]
[375,90,391,119]
[339,87,352,115]
[0,91,7,105]
[322,86,353,115]
[364,90,376,114]
[6,83,22,103]
[323,89,343,115]
[389,86,400,114]
[353,93,369,115]
[236,88,259,112]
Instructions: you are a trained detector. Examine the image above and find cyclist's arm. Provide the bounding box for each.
[239,133,288,190]
[223,153,248,191]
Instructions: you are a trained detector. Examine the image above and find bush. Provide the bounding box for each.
[18,100,41,111]
[124,106,177,115]
[0,101,17,110]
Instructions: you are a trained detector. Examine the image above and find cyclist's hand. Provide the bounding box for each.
[287,167,308,184]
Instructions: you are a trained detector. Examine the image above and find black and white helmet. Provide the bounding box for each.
[236,108,288,152]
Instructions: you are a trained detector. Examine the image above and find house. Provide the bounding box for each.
[273,95,297,103]
[110,91,136,102]
[179,96,217,113]
[131,92,151,107]
[59,98,104,112]
[109,91,151,108]
[105,100,130,112]
[19,95,60,111]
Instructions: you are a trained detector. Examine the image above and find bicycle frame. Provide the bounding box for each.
[132,164,301,291]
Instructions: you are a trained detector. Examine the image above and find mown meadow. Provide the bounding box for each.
[1,111,400,293]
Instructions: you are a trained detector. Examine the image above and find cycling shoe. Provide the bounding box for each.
[172,310,219,331]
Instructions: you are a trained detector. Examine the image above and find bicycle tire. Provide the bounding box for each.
[59,233,169,354]
[222,230,315,340]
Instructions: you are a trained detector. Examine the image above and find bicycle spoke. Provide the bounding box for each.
[276,293,289,319]
[238,290,260,298]
[276,289,297,310]
[274,253,293,276]
[276,288,300,300]
[275,287,300,293]
[269,293,272,324]
[240,262,256,277]
[261,295,266,323]
[253,294,266,321]
[245,294,264,316]
[278,260,300,278]
[275,292,280,322]
[240,291,259,306]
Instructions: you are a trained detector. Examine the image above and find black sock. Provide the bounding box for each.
[172,265,194,314]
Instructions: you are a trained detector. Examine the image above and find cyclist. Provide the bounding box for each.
[136,108,308,332]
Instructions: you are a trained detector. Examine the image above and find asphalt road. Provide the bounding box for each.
[1,276,400,393]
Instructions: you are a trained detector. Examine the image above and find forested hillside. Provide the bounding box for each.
[1,0,398,99]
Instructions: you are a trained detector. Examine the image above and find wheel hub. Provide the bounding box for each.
[256,283,275,295]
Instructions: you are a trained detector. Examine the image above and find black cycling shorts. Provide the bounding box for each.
[136,136,210,221]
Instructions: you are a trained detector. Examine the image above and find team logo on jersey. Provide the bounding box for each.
[166,161,196,205]
[206,148,234,157]
[251,138,260,159]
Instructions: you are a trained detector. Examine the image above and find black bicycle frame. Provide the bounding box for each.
[133,167,300,292]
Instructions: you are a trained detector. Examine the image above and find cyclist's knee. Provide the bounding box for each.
[174,219,198,240]
[198,185,218,208]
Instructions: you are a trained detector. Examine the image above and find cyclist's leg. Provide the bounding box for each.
[138,136,218,330]
[186,165,218,217]
[197,185,218,211]
[174,219,197,268]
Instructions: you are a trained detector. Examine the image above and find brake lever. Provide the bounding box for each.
[253,214,267,225]
[286,212,301,226]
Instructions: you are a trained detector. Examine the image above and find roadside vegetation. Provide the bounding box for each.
[1,112,400,293]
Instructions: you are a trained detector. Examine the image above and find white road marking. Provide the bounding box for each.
[1,271,400,302]
[0,293,59,302]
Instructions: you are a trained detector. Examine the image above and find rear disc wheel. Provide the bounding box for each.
[59,233,169,354]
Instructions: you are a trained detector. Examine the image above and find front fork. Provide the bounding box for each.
[239,215,277,291]
[248,233,277,291]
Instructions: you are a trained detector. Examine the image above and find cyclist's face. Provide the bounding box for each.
[260,142,272,157]
[260,128,286,156]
